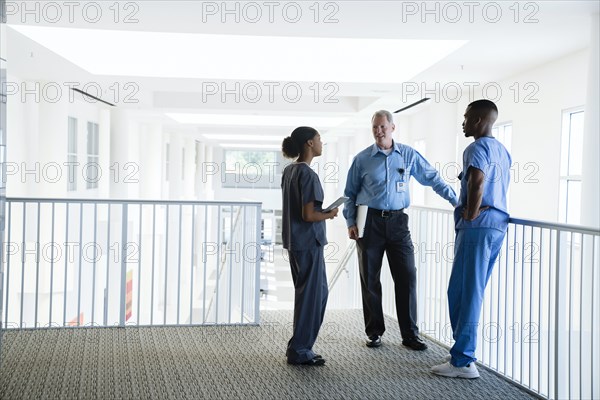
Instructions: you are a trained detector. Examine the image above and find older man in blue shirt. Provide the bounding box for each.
[431,99,511,379]
[344,110,458,350]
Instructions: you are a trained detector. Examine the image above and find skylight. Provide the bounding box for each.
[10,25,467,83]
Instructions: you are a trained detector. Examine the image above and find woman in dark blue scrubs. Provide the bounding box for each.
[281,126,339,366]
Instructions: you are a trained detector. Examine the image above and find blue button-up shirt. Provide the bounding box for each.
[343,141,458,227]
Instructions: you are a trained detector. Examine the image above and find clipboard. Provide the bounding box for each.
[356,205,368,238]
[323,196,349,212]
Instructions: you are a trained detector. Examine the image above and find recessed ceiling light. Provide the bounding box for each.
[167,113,346,128]
[202,134,282,142]
[219,143,281,149]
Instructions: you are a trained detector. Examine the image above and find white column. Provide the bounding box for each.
[110,108,140,199]
[581,13,600,228]
[138,123,162,200]
[204,144,215,200]
[183,136,196,200]
[195,140,206,199]
[37,87,68,198]
[166,132,183,200]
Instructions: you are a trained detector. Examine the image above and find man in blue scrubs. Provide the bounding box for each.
[344,110,458,350]
[431,99,511,379]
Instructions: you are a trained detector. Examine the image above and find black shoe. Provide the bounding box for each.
[402,336,428,351]
[300,357,326,366]
[314,354,323,359]
[366,335,382,348]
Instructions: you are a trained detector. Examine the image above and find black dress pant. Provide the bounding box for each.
[356,209,418,339]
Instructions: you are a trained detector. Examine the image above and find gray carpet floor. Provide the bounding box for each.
[0,310,535,400]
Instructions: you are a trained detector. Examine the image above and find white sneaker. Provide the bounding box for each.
[444,354,451,362]
[430,362,480,379]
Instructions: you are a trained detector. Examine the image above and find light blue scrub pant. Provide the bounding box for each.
[448,227,505,367]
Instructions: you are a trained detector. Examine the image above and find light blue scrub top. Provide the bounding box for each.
[454,137,512,232]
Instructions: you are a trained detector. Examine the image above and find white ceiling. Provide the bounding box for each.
[4,1,599,145]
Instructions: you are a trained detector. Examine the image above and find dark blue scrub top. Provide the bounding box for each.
[281,162,327,251]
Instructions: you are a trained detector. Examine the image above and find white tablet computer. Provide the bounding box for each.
[323,196,349,212]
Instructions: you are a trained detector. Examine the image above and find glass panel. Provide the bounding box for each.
[68,117,77,154]
[560,111,571,176]
[67,154,77,191]
[86,155,99,189]
[566,180,581,225]
[559,179,567,223]
[568,111,584,176]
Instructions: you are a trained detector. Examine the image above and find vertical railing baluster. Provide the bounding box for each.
[240,206,246,323]
[104,204,111,326]
[20,202,25,328]
[63,203,69,327]
[137,203,142,325]
[4,201,11,329]
[190,205,195,325]
[579,233,584,400]
[49,202,55,326]
[254,205,261,324]
[92,203,97,326]
[163,204,169,325]
[77,202,83,326]
[150,204,156,325]
[537,228,543,394]
[34,202,40,327]
[203,205,208,324]
[228,205,233,324]
[119,203,128,327]
[177,204,182,325]
[554,230,561,400]
[569,231,574,399]
[215,206,221,324]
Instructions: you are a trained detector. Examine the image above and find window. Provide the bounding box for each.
[559,108,584,224]
[67,117,78,191]
[86,122,99,189]
[223,149,281,189]
[492,122,512,204]
[492,122,512,152]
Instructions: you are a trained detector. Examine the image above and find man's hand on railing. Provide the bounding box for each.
[348,225,359,240]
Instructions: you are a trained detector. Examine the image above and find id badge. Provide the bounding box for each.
[396,181,405,193]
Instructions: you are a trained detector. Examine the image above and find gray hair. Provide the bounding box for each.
[372,110,394,124]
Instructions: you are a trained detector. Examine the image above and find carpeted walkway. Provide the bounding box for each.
[0,310,535,400]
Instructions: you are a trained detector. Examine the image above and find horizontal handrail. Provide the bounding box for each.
[6,197,262,207]
[410,205,600,236]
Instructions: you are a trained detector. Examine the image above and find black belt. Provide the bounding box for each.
[369,208,404,218]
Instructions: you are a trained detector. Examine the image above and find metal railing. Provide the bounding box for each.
[1,198,262,329]
[405,206,599,400]
[327,206,599,399]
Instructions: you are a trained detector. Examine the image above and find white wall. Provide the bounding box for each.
[6,78,111,199]
[396,49,589,223]
[5,49,592,225]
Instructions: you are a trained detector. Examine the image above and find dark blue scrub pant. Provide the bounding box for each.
[448,227,505,367]
[356,210,419,339]
[286,246,328,363]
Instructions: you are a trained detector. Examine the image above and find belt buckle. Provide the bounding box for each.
[381,210,390,218]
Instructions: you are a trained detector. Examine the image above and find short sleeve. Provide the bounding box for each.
[299,166,324,206]
[465,143,489,174]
